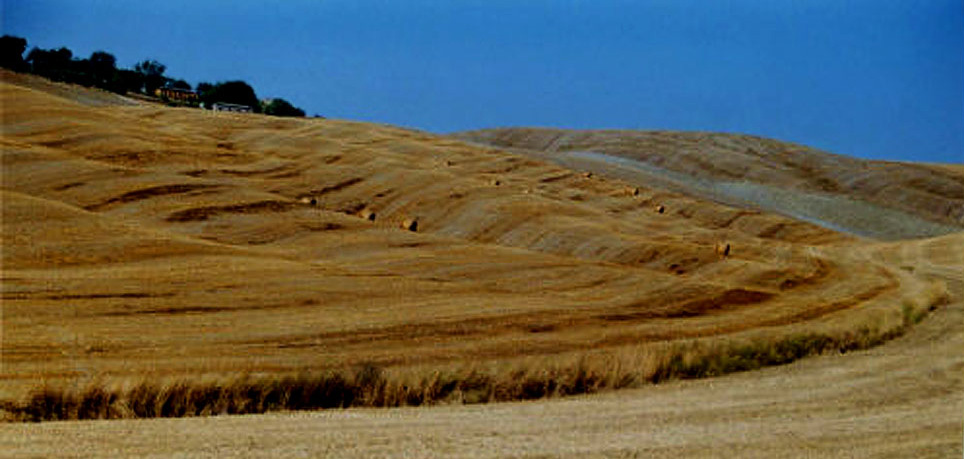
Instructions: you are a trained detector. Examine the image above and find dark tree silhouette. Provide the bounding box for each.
[9,34,310,114]
[0,35,28,71]
[26,47,74,81]
[134,59,166,94]
[116,69,146,94]
[195,82,213,100]
[262,98,305,117]
[88,51,118,90]
[167,79,192,90]
[201,80,261,112]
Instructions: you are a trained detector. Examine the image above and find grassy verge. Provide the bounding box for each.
[2,284,949,422]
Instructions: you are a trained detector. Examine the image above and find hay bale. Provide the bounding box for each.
[582,171,593,179]
[491,179,502,186]
[359,208,376,222]
[402,218,418,232]
[655,204,665,214]
[631,187,640,197]
[300,196,318,206]
[716,242,731,259]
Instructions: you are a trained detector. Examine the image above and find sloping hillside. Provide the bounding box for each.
[0,72,951,416]
[454,128,964,239]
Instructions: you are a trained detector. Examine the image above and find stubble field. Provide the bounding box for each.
[1,70,961,456]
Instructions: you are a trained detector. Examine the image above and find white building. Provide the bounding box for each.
[211,102,253,113]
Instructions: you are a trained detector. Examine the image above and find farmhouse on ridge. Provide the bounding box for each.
[154,87,199,103]
[211,102,253,113]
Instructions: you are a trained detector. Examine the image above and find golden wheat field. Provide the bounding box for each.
[1,70,963,457]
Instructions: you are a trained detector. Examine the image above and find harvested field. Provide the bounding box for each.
[454,128,964,239]
[1,70,962,456]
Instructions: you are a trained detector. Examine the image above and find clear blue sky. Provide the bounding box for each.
[3,0,962,163]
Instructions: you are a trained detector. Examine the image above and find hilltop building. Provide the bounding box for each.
[211,102,253,113]
[154,87,198,103]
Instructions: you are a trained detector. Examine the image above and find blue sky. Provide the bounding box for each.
[3,0,962,163]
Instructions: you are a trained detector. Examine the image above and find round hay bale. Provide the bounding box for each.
[359,208,376,222]
[491,179,502,186]
[655,204,665,214]
[582,171,593,179]
[402,218,418,232]
[716,242,731,259]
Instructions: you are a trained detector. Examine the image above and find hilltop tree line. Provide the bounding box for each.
[0,35,306,117]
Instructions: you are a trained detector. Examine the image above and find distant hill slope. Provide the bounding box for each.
[0,69,141,107]
[453,128,964,239]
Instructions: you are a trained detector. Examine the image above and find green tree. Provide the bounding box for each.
[134,59,166,94]
[26,46,74,81]
[0,35,28,71]
[200,80,261,112]
[88,51,117,90]
[167,79,192,90]
[262,98,305,117]
[116,69,145,94]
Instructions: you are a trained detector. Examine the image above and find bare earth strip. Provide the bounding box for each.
[454,128,964,240]
[2,251,960,458]
[536,150,961,239]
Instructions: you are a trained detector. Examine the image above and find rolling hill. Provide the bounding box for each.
[1,69,962,456]
[454,127,964,239]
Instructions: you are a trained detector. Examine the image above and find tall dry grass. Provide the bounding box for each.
[2,280,949,422]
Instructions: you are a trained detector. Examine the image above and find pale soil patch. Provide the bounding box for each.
[455,128,964,237]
